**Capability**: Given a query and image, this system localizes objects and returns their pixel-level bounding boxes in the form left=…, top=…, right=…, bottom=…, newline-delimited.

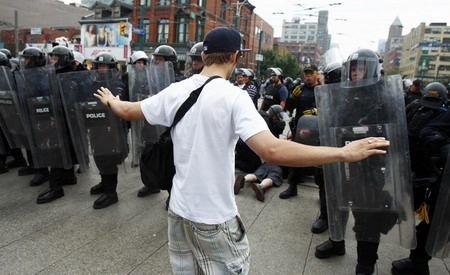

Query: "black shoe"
left=250, top=183, right=265, bottom=202
left=315, top=239, right=346, bottom=259
left=0, top=162, right=8, bottom=174
left=93, top=193, right=118, bottom=209
left=279, top=184, right=297, bottom=199
left=18, top=165, right=38, bottom=176
left=234, top=175, right=245, bottom=195
left=29, top=172, right=49, bottom=186
left=137, top=186, right=160, bottom=197
left=90, top=182, right=105, bottom=195
left=36, top=188, right=64, bottom=204
left=355, top=263, right=375, bottom=275
left=311, top=217, right=328, bottom=234
left=391, top=258, right=429, bottom=275
left=6, top=158, right=27, bottom=168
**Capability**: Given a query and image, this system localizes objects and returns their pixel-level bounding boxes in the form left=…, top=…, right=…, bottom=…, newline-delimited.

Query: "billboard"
left=80, top=22, right=132, bottom=61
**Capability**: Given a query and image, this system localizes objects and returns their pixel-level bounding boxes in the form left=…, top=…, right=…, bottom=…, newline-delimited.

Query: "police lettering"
left=36, top=107, right=50, bottom=113
left=86, top=113, right=106, bottom=119
left=0, top=99, right=13, bottom=105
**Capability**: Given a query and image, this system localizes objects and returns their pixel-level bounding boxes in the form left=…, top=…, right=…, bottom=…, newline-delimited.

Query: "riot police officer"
left=0, top=49, right=13, bottom=59
left=280, top=64, right=321, bottom=199
left=391, top=82, right=449, bottom=275
left=184, top=42, right=204, bottom=77
left=36, top=46, right=78, bottom=204
left=152, top=45, right=184, bottom=81
left=88, top=52, right=129, bottom=209
left=260, top=68, right=288, bottom=111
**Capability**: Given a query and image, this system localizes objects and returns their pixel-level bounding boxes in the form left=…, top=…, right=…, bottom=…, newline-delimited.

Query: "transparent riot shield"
left=426, top=151, right=450, bottom=259
left=128, top=62, right=174, bottom=166
left=315, top=75, right=416, bottom=248
left=58, top=69, right=128, bottom=174
left=0, top=129, right=6, bottom=155
left=0, top=66, right=30, bottom=149
left=14, top=66, right=73, bottom=169
left=295, top=115, right=320, bottom=146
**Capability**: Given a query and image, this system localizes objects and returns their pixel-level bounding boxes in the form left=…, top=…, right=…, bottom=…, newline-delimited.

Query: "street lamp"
left=234, top=0, right=248, bottom=30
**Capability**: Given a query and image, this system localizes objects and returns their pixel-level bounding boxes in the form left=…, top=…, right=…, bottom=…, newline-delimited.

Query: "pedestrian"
left=94, top=27, right=389, bottom=274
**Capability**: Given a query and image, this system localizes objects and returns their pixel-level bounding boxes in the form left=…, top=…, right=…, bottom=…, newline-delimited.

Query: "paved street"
left=1, top=157, right=449, bottom=275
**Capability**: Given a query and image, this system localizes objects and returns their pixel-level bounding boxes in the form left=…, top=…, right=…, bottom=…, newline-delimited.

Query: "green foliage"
left=260, top=50, right=302, bottom=80
left=385, top=69, right=400, bottom=76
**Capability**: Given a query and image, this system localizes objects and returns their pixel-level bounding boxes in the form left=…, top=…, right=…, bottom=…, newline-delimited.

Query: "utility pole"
left=14, top=10, right=19, bottom=57
left=138, top=2, right=145, bottom=50
left=256, top=29, right=263, bottom=77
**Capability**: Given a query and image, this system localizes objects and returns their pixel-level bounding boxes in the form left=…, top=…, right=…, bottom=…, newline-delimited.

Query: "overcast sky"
left=251, top=0, right=450, bottom=59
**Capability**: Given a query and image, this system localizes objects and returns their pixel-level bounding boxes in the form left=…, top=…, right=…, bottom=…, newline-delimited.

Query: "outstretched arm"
left=94, top=87, right=145, bottom=121
left=245, top=130, right=389, bottom=167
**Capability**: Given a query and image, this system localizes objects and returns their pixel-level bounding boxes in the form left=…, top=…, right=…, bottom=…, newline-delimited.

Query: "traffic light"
left=119, top=22, right=128, bottom=37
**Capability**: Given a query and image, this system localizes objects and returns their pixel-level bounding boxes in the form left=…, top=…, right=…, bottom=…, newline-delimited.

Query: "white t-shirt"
left=141, top=74, right=268, bottom=224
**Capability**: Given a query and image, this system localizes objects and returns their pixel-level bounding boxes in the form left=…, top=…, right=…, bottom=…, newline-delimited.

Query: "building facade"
left=400, top=22, right=450, bottom=82
left=383, top=17, right=403, bottom=72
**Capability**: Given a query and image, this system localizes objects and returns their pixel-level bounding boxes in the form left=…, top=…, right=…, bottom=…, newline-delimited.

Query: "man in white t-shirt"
left=94, top=27, right=390, bottom=275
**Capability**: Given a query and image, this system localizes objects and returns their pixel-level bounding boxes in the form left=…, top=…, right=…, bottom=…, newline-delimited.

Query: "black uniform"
left=286, top=83, right=317, bottom=139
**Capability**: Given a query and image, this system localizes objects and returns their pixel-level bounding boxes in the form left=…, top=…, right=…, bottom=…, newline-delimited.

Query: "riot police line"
left=1, top=42, right=450, bottom=274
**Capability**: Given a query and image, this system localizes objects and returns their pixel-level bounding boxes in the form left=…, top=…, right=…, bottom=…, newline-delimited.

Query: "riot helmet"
left=73, top=51, right=86, bottom=70
left=323, top=61, right=342, bottom=84
left=48, top=46, right=74, bottom=71
left=0, top=49, right=12, bottom=59
left=419, top=82, right=448, bottom=109
left=0, top=52, right=10, bottom=68
left=130, top=51, right=149, bottom=65
left=19, top=47, right=47, bottom=69
left=185, top=42, right=204, bottom=76
left=52, top=36, right=69, bottom=47
left=92, top=52, right=118, bottom=70
left=268, top=104, right=290, bottom=122
left=284, top=77, right=293, bottom=84
left=342, top=49, right=383, bottom=82
left=293, top=78, right=302, bottom=86
left=153, top=45, right=177, bottom=65
left=447, top=83, right=450, bottom=93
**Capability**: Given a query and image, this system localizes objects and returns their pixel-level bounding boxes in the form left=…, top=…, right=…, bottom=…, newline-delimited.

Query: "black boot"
left=36, top=187, right=64, bottom=204
left=29, top=169, right=49, bottom=186
left=90, top=175, right=106, bottom=195
left=93, top=174, right=118, bottom=209
left=279, top=182, right=297, bottom=199
left=137, top=186, right=161, bottom=197
left=6, top=157, right=27, bottom=168
left=311, top=216, right=328, bottom=234
left=315, top=239, right=345, bottom=259
left=61, top=168, right=77, bottom=185
left=0, top=160, right=8, bottom=174
left=355, top=263, right=375, bottom=275
left=18, top=165, right=38, bottom=176
left=391, top=258, right=430, bottom=275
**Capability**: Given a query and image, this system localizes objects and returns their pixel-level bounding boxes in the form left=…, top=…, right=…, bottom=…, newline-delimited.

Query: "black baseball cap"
left=304, top=64, right=318, bottom=72
left=203, top=27, right=252, bottom=54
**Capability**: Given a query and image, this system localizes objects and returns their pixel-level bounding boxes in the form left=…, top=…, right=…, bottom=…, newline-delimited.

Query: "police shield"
left=0, top=66, right=30, bottom=149
left=128, top=62, right=174, bottom=166
left=426, top=151, right=450, bottom=259
left=315, top=75, right=416, bottom=248
left=14, top=66, right=73, bottom=169
left=58, top=69, right=128, bottom=173
left=295, top=115, right=320, bottom=146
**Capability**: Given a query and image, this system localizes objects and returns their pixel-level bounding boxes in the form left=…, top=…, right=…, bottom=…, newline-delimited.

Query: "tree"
left=260, top=49, right=302, bottom=80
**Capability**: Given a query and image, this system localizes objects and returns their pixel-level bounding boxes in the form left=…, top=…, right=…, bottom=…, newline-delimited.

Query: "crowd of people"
left=1, top=26, right=449, bottom=275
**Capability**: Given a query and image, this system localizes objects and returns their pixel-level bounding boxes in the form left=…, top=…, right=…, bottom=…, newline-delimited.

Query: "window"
left=158, top=0, right=170, bottom=6
left=308, top=25, right=316, bottom=29
left=197, top=0, right=205, bottom=7
left=113, top=6, right=120, bottom=17
left=95, top=8, right=101, bottom=19
left=299, top=36, right=305, bottom=39
left=290, top=35, right=297, bottom=39
left=157, top=19, right=169, bottom=42
left=179, top=0, right=189, bottom=4
left=309, top=31, right=315, bottom=34
left=144, top=19, right=150, bottom=41
left=176, top=16, right=189, bottom=43
left=195, top=18, right=204, bottom=42
left=308, top=36, right=314, bottom=41
left=284, top=35, right=289, bottom=39
left=300, top=25, right=307, bottom=29
left=220, top=2, right=226, bottom=19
